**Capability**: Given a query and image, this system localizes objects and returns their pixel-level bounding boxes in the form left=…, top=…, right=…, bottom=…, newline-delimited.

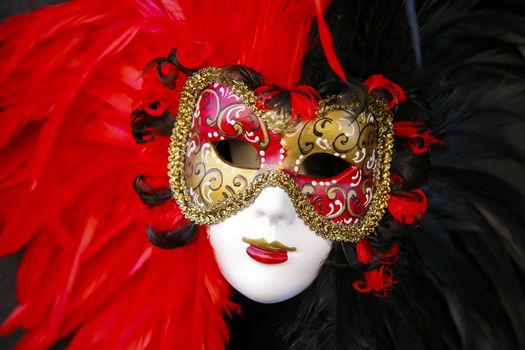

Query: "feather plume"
left=0, top=0, right=328, bottom=348
left=2, top=0, right=524, bottom=349
left=287, top=1, right=525, bottom=349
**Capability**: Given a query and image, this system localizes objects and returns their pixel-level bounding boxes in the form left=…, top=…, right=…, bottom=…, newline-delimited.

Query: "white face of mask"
left=209, top=187, right=332, bottom=304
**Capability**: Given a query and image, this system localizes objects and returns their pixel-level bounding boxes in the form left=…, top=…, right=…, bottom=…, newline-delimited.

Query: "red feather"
left=353, top=240, right=399, bottom=297
left=394, top=121, right=443, bottom=155
left=0, top=0, right=325, bottom=348
left=364, top=74, right=407, bottom=109
left=387, top=189, right=428, bottom=225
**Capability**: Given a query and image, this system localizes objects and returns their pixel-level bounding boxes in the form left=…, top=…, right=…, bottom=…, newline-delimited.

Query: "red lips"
left=246, top=246, right=288, bottom=264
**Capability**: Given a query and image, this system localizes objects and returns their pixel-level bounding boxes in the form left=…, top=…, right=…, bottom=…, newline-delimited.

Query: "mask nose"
left=253, top=187, right=297, bottom=225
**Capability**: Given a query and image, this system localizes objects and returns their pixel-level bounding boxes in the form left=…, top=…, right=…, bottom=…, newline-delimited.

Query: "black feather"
left=146, top=223, right=198, bottom=249
left=279, top=0, right=525, bottom=349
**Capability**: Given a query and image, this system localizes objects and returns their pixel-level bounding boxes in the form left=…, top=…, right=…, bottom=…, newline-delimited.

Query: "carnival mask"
left=168, top=67, right=393, bottom=302
left=168, top=67, right=393, bottom=242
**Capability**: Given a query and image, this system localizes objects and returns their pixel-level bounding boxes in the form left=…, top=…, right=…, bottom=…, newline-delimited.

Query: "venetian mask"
left=168, top=67, right=393, bottom=303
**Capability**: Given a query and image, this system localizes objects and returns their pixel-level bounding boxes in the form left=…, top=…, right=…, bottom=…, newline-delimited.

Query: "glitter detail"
left=168, top=68, right=394, bottom=242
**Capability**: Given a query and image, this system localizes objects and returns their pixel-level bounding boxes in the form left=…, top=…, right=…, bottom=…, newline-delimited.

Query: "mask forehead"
left=283, top=109, right=377, bottom=173
left=169, top=68, right=394, bottom=242
left=195, top=83, right=271, bottom=149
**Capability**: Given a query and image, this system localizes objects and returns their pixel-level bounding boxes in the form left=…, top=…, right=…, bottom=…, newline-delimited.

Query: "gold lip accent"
left=242, top=237, right=297, bottom=252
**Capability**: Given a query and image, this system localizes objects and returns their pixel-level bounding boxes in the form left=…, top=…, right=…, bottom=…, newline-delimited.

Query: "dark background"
left=0, top=0, right=65, bottom=21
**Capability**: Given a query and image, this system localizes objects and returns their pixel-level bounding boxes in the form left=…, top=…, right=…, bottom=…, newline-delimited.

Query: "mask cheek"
left=208, top=187, right=333, bottom=304
left=295, top=166, right=374, bottom=225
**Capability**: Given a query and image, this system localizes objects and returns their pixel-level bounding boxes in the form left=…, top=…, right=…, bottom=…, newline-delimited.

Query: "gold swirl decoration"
left=168, top=68, right=394, bottom=242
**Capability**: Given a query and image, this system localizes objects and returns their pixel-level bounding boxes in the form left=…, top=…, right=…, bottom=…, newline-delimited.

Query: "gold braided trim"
left=168, top=68, right=394, bottom=242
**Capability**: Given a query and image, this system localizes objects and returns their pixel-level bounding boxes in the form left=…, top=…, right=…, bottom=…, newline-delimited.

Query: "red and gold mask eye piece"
left=168, top=68, right=394, bottom=242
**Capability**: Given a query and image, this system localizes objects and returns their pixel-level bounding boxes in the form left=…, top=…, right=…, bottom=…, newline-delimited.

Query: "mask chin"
left=208, top=187, right=332, bottom=304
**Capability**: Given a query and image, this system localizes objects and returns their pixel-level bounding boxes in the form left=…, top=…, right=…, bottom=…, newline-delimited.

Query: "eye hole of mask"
left=299, top=153, right=350, bottom=179
left=213, top=140, right=260, bottom=170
